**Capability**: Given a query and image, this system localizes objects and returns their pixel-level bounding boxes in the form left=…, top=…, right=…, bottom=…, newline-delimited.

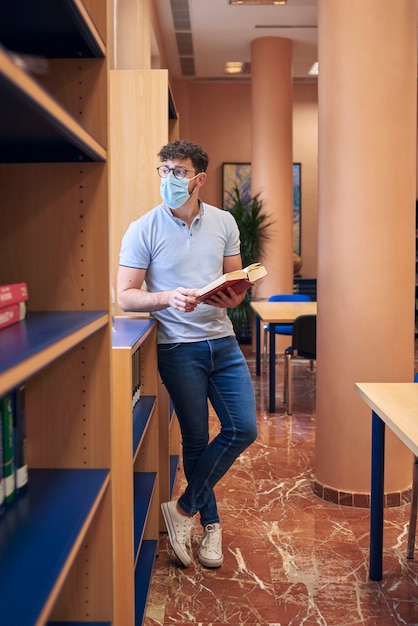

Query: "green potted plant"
left=225, top=184, right=271, bottom=342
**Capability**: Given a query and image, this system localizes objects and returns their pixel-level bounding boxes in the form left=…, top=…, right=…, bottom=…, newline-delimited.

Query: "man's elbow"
left=118, top=302, right=131, bottom=312
left=117, top=291, right=131, bottom=312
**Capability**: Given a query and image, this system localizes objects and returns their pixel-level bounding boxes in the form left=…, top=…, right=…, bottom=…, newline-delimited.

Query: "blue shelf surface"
left=0, top=49, right=107, bottom=163
left=170, top=454, right=179, bottom=498
left=0, top=468, right=109, bottom=626
left=112, top=317, right=154, bottom=349
left=0, top=310, right=106, bottom=374
left=135, top=539, right=157, bottom=626
left=0, top=0, right=105, bottom=58
left=133, top=472, right=157, bottom=562
left=133, top=396, right=156, bottom=456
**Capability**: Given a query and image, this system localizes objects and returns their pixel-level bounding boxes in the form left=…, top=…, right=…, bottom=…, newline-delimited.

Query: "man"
left=117, top=139, right=257, bottom=568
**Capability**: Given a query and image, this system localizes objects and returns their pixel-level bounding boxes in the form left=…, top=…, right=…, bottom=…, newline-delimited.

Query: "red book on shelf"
left=0, top=282, right=28, bottom=308
left=0, top=301, right=27, bottom=330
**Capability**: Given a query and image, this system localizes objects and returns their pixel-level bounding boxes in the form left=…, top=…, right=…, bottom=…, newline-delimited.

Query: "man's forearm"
left=118, top=287, right=170, bottom=313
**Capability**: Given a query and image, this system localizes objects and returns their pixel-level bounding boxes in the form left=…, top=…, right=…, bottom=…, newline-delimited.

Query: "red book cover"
left=0, top=302, right=27, bottom=330
left=197, top=278, right=253, bottom=303
left=196, top=263, right=267, bottom=304
left=0, top=282, right=28, bottom=307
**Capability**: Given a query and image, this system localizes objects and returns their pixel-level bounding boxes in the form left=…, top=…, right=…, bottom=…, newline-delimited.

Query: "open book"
left=196, top=263, right=267, bottom=303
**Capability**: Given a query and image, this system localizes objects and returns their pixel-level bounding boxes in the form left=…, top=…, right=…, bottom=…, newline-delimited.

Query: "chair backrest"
left=292, top=314, right=316, bottom=358
left=268, top=293, right=312, bottom=303
left=293, top=277, right=317, bottom=301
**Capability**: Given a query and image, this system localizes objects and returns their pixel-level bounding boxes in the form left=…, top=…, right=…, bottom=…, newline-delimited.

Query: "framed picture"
left=222, top=162, right=301, bottom=254
left=222, top=163, right=253, bottom=209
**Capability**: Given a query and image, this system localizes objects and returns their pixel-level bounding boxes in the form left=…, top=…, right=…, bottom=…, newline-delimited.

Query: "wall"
left=171, top=79, right=318, bottom=278
left=293, top=84, right=318, bottom=279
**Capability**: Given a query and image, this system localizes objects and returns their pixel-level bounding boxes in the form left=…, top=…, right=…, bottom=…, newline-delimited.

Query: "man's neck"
left=171, top=197, right=201, bottom=226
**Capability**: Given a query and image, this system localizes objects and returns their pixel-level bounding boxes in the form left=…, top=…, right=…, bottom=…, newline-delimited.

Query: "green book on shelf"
left=2, top=394, right=15, bottom=504
left=12, top=385, right=28, bottom=493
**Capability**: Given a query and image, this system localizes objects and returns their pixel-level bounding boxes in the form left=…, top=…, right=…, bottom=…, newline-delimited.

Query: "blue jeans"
left=157, top=336, right=257, bottom=526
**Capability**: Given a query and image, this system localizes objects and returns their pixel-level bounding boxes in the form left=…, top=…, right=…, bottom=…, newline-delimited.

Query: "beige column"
left=315, top=0, right=417, bottom=502
left=111, top=0, right=151, bottom=70
left=251, top=37, right=294, bottom=299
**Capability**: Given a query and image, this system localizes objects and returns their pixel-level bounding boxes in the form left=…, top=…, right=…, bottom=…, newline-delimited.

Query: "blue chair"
left=263, top=293, right=312, bottom=372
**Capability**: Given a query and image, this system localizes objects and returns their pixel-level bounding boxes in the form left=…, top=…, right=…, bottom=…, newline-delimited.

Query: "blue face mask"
left=160, top=173, right=198, bottom=209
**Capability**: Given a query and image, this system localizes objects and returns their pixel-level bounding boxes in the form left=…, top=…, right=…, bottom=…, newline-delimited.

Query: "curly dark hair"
left=157, top=140, right=209, bottom=173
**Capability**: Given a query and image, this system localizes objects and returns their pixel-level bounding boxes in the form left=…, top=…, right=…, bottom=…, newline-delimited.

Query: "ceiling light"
left=225, top=61, right=244, bottom=74
left=225, top=62, right=243, bottom=74
left=309, top=61, right=318, bottom=76
left=224, top=61, right=251, bottom=75
left=230, top=1, right=286, bottom=5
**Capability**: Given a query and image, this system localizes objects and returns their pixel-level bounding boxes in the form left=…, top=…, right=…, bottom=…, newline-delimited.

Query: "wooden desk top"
left=355, top=382, right=418, bottom=457
left=250, top=300, right=317, bottom=324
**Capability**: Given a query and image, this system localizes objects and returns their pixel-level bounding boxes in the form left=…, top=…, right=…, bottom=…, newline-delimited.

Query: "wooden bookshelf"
left=109, top=68, right=175, bottom=313
left=108, top=68, right=181, bottom=618
left=0, top=2, right=112, bottom=624
left=0, top=469, right=109, bottom=625
left=111, top=317, right=160, bottom=626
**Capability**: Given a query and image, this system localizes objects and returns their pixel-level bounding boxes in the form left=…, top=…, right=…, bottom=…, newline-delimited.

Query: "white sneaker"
left=198, top=523, right=224, bottom=568
left=161, top=500, right=194, bottom=567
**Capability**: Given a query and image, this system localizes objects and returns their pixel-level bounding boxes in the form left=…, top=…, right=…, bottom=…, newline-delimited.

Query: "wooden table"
left=355, top=382, right=418, bottom=580
left=250, top=300, right=317, bottom=412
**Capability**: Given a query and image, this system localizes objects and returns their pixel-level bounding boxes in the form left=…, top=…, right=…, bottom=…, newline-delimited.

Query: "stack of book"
left=0, top=386, right=28, bottom=515
left=0, top=282, right=28, bottom=331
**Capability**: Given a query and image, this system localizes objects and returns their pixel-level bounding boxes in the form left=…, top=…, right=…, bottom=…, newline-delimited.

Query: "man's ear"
left=196, top=172, right=207, bottom=188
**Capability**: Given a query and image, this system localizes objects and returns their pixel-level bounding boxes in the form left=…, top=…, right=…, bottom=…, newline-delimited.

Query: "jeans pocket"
left=157, top=342, right=181, bottom=353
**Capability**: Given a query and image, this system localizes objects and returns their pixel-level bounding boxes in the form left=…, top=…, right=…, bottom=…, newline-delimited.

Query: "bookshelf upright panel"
left=109, top=67, right=181, bottom=616
left=112, top=316, right=159, bottom=626
left=109, top=69, right=169, bottom=314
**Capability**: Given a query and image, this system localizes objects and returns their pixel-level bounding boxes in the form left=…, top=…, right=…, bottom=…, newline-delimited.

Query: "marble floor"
left=144, top=347, right=418, bottom=626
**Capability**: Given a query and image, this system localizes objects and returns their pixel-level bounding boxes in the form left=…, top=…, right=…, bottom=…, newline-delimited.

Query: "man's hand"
left=168, top=287, right=199, bottom=312
left=201, top=286, right=248, bottom=309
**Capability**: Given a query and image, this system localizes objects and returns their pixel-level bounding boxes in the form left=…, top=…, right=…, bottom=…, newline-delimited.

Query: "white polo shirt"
left=119, top=201, right=240, bottom=343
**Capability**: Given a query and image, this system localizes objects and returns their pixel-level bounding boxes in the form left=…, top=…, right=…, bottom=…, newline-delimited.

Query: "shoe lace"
left=202, top=524, right=221, bottom=553
left=177, top=517, right=193, bottom=545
